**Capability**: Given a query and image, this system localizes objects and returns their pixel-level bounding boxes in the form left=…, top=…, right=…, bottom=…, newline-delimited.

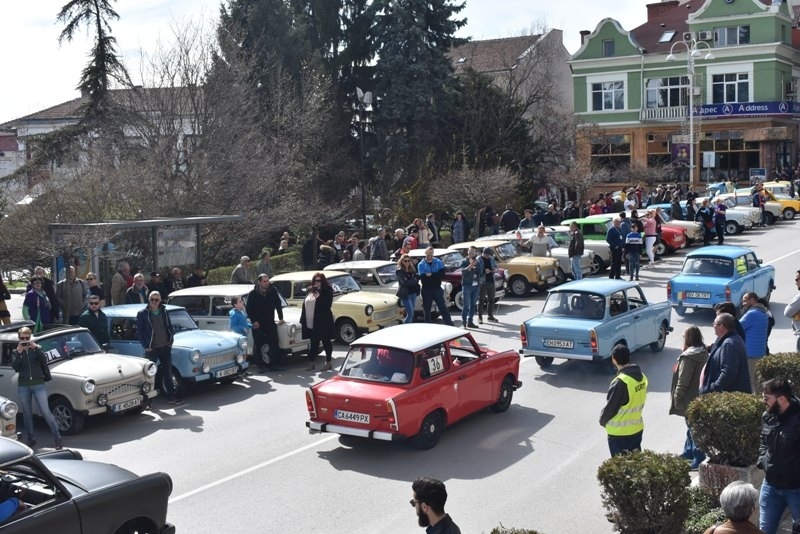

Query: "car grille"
left=98, top=380, right=145, bottom=401
left=541, top=268, right=556, bottom=280
left=373, top=308, right=398, bottom=323
left=203, top=350, right=238, bottom=370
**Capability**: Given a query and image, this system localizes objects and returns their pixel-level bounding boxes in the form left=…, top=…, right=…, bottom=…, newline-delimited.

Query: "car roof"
left=168, top=284, right=254, bottom=298
left=407, top=248, right=460, bottom=256
left=102, top=303, right=184, bottom=316
left=562, top=216, right=611, bottom=224
left=0, top=436, right=33, bottom=467
left=549, top=279, right=638, bottom=294
left=449, top=240, right=506, bottom=248
left=351, top=323, right=470, bottom=352
left=0, top=320, right=35, bottom=334
left=272, top=271, right=350, bottom=281
left=324, top=260, right=395, bottom=269
left=685, top=245, right=754, bottom=259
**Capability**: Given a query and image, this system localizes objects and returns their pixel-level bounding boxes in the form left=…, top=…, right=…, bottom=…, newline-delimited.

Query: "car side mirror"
left=757, top=259, right=763, bottom=264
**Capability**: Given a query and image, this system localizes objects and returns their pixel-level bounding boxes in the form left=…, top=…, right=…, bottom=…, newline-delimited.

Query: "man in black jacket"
left=246, top=274, right=286, bottom=372
left=758, top=378, right=800, bottom=534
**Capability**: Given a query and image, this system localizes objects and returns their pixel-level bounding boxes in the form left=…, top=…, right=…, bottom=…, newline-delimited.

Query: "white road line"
left=168, top=434, right=339, bottom=504
left=766, top=246, right=800, bottom=265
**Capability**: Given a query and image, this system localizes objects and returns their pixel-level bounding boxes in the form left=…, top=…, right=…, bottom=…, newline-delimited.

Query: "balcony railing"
left=640, top=106, right=688, bottom=122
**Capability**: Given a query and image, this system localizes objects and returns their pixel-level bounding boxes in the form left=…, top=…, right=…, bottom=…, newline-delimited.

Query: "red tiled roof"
left=631, top=0, right=704, bottom=55
left=449, top=35, right=542, bottom=73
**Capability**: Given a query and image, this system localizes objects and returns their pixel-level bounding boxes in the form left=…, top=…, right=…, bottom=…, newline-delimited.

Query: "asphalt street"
left=5, top=219, right=799, bottom=533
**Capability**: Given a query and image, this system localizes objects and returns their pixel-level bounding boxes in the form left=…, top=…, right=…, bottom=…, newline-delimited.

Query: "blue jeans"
left=681, top=420, right=705, bottom=465
left=628, top=253, right=640, bottom=279
left=461, top=284, right=478, bottom=324
left=401, top=294, right=417, bottom=324
left=607, top=431, right=642, bottom=457
left=421, top=287, right=453, bottom=325
left=570, top=256, right=583, bottom=280
left=760, top=480, right=800, bottom=534
left=18, top=384, right=60, bottom=440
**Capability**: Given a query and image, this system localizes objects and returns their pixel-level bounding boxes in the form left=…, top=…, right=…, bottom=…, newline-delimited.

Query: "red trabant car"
left=305, top=323, right=522, bottom=449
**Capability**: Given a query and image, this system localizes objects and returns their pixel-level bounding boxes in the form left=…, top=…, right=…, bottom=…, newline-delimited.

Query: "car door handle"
left=207, top=321, right=216, bottom=324
left=634, top=315, right=641, bottom=319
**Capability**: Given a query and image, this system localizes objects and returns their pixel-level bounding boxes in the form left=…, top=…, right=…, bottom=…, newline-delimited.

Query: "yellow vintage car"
left=448, top=240, right=563, bottom=297
left=270, top=271, right=404, bottom=343
left=762, top=183, right=799, bottom=220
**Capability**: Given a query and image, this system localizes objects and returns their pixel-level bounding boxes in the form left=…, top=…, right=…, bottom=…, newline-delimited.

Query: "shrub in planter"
left=757, top=353, right=800, bottom=389
left=682, top=486, right=725, bottom=534
left=686, top=392, right=763, bottom=467
left=489, top=526, right=544, bottom=534
left=597, top=450, right=691, bottom=534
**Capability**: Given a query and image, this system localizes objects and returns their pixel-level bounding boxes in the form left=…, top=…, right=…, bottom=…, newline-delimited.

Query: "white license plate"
left=111, top=397, right=142, bottom=413
left=334, top=410, right=370, bottom=424
left=543, top=339, right=574, bottom=349
left=686, top=292, right=711, bottom=299
left=215, top=367, right=239, bottom=378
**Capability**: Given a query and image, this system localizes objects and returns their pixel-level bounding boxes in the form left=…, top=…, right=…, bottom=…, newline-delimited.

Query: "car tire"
left=654, top=241, right=667, bottom=257
left=535, top=356, right=554, bottom=369
left=784, top=207, right=797, bottom=220
left=163, top=368, right=186, bottom=399
left=555, top=267, right=567, bottom=284
left=674, top=305, right=687, bottom=317
left=591, top=256, right=604, bottom=275
left=491, top=376, right=515, bottom=413
left=49, top=396, right=86, bottom=435
left=507, top=275, right=530, bottom=297
left=116, top=518, right=158, bottom=534
left=411, top=410, right=445, bottom=450
left=650, top=322, right=668, bottom=353
left=765, top=212, right=776, bottom=225
left=724, top=221, right=739, bottom=235
left=453, top=290, right=464, bottom=311
left=336, top=318, right=359, bottom=344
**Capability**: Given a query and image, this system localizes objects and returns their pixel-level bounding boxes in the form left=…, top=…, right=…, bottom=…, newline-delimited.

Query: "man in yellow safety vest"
left=599, top=344, right=648, bottom=457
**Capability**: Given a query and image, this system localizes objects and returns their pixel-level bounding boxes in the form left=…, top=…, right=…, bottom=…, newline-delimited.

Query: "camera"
left=19, top=342, right=30, bottom=347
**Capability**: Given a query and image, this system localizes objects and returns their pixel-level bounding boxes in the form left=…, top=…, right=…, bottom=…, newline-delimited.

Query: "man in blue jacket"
left=417, top=247, right=453, bottom=326
left=136, top=291, right=180, bottom=404
left=700, top=313, right=751, bottom=395
left=740, top=291, right=769, bottom=394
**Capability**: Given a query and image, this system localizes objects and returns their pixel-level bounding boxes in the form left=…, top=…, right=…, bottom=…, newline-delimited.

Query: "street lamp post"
left=666, top=38, right=714, bottom=187
left=356, top=87, right=373, bottom=240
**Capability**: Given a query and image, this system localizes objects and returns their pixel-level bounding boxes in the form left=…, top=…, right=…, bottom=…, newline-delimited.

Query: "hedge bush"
left=205, top=251, right=304, bottom=285
left=488, top=526, right=544, bottom=534
left=682, top=487, right=725, bottom=534
left=597, top=450, right=691, bottom=534
left=757, top=352, right=800, bottom=389
left=686, top=392, right=762, bottom=467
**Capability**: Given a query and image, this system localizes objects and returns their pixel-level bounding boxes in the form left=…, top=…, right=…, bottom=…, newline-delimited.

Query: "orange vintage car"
left=305, top=323, right=522, bottom=449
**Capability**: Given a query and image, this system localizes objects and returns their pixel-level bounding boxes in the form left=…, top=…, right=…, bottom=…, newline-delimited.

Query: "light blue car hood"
left=173, top=329, right=242, bottom=351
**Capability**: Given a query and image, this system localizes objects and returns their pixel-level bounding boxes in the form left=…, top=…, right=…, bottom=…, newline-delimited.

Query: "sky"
left=0, top=0, right=645, bottom=125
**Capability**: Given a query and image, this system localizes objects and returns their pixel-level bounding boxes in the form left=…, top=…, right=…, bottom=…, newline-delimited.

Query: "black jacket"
left=246, top=285, right=284, bottom=332
left=12, top=346, right=51, bottom=386
left=396, top=269, right=420, bottom=298
left=300, top=286, right=334, bottom=340
left=759, top=398, right=800, bottom=489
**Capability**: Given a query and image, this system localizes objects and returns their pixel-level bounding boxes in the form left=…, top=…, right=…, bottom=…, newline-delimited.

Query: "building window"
left=602, top=39, right=615, bottom=57
left=714, top=25, right=750, bottom=47
left=591, top=81, right=625, bottom=111
left=711, top=73, right=749, bottom=103
left=645, top=77, right=688, bottom=108
left=591, top=135, right=631, bottom=177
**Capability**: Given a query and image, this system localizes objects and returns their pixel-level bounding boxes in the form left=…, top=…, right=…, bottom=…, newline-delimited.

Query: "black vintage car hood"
left=40, top=458, right=137, bottom=495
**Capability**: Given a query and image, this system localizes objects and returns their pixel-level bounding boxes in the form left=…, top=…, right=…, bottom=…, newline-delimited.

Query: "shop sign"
left=692, top=101, right=800, bottom=118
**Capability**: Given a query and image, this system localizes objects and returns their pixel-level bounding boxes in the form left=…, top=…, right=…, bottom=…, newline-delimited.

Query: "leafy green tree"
left=370, top=0, right=466, bottom=193
left=57, top=0, right=130, bottom=124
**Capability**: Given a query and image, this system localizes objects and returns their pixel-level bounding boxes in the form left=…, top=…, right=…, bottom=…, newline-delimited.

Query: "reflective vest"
left=605, top=372, right=647, bottom=436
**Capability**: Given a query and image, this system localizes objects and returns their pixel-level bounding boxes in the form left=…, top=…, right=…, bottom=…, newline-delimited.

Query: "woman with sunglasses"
left=301, top=273, right=335, bottom=372
left=396, top=254, right=420, bottom=324
left=22, top=277, right=52, bottom=332
left=85, top=272, right=105, bottom=307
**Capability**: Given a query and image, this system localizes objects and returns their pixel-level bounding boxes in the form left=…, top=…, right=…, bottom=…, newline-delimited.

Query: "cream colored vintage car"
left=271, top=271, right=404, bottom=343
left=449, top=240, right=562, bottom=297
left=0, top=395, right=18, bottom=439
left=167, top=284, right=310, bottom=360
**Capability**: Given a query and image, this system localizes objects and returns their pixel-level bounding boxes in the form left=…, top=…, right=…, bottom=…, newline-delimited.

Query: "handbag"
left=704, top=220, right=714, bottom=230
left=40, top=359, right=52, bottom=382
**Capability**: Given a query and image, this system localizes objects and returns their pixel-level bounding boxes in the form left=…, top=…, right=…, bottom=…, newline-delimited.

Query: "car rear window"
left=543, top=291, right=605, bottom=320
left=681, top=257, right=733, bottom=277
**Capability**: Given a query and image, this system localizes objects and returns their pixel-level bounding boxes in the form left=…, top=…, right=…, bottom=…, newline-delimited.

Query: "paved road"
left=6, top=220, right=799, bottom=533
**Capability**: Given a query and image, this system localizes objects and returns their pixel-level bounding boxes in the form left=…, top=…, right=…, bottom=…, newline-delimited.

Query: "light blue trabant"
left=519, top=280, right=672, bottom=369
left=666, top=246, right=776, bottom=317
left=103, top=304, right=249, bottom=397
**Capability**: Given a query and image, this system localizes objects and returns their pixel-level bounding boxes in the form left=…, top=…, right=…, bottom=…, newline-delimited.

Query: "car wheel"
left=453, top=290, right=464, bottom=311
left=49, top=396, right=86, bottom=435
left=162, top=368, right=186, bottom=399
left=535, top=356, right=554, bottom=369
left=650, top=322, right=668, bottom=353
left=508, top=275, right=530, bottom=297
left=654, top=241, right=667, bottom=256
left=491, top=376, right=515, bottom=413
left=555, top=267, right=567, bottom=284
left=784, top=207, right=797, bottom=220
left=765, top=212, right=776, bottom=225
left=591, top=256, right=604, bottom=275
left=674, top=305, right=687, bottom=317
left=724, top=221, right=739, bottom=235
left=411, top=410, right=445, bottom=450
left=336, top=318, right=359, bottom=344
left=116, top=518, right=158, bottom=534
